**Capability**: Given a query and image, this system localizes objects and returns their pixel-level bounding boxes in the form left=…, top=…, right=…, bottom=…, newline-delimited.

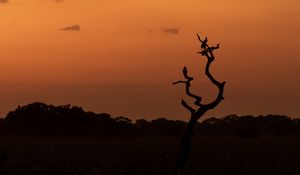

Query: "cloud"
left=0, top=0, right=9, bottom=4
left=60, top=24, right=80, bottom=31
left=162, top=27, right=180, bottom=34
left=54, top=0, right=64, bottom=2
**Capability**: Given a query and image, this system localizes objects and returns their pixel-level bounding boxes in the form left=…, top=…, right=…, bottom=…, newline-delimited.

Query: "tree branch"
left=196, top=33, right=225, bottom=112
left=173, top=67, right=202, bottom=108
left=173, top=34, right=225, bottom=119
left=181, top=99, right=195, bottom=115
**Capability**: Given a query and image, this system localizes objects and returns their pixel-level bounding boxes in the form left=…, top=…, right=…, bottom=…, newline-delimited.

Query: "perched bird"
left=183, top=66, right=188, bottom=77
left=201, top=37, right=208, bottom=49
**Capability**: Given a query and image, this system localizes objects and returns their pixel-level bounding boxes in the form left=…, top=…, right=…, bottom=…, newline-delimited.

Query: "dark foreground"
left=0, top=136, right=300, bottom=175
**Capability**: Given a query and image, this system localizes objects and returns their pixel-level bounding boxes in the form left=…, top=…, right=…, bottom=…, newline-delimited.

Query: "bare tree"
left=172, top=34, right=226, bottom=175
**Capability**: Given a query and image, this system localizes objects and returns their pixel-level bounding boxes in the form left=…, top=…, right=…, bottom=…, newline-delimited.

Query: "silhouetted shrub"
left=1, top=102, right=299, bottom=137
left=237, top=125, right=261, bottom=138
left=4, top=102, right=121, bottom=136
left=149, top=118, right=185, bottom=137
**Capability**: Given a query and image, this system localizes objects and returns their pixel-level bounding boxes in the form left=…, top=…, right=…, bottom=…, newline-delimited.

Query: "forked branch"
left=173, top=33, right=225, bottom=119
left=173, top=66, right=202, bottom=112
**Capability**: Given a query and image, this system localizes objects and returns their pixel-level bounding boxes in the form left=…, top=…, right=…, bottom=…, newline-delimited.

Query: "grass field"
left=0, top=136, right=300, bottom=175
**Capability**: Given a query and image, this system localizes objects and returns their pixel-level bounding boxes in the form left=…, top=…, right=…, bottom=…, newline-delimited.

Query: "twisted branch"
left=173, top=66, right=202, bottom=114
left=173, top=34, right=225, bottom=119
left=196, top=33, right=225, bottom=113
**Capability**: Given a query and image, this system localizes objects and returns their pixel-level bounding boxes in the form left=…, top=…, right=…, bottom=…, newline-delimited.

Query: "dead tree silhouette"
left=172, top=34, right=225, bottom=175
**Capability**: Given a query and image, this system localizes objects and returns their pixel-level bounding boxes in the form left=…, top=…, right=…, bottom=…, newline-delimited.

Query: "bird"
left=201, top=37, right=208, bottom=49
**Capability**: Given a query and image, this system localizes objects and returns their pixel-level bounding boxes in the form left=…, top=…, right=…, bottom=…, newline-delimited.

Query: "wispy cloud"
left=60, top=24, right=80, bottom=31
left=162, top=27, right=180, bottom=34
left=54, top=0, right=64, bottom=3
left=0, top=0, right=9, bottom=4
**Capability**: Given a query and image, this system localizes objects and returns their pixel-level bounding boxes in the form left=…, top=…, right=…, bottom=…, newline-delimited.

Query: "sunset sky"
left=0, top=0, right=299, bottom=120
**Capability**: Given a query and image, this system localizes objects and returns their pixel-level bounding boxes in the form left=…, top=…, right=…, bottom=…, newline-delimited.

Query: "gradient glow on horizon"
left=0, top=0, right=300, bottom=120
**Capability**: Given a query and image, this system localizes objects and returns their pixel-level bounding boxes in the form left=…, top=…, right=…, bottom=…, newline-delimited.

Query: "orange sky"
left=0, top=0, right=300, bottom=120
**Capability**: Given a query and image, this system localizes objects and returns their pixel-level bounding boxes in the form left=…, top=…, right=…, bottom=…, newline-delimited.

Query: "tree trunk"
left=173, top=118, right=197, bottom=175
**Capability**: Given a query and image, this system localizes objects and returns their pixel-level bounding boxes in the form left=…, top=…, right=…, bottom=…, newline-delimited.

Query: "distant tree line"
left=0, top=102, right=299, bottom=137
